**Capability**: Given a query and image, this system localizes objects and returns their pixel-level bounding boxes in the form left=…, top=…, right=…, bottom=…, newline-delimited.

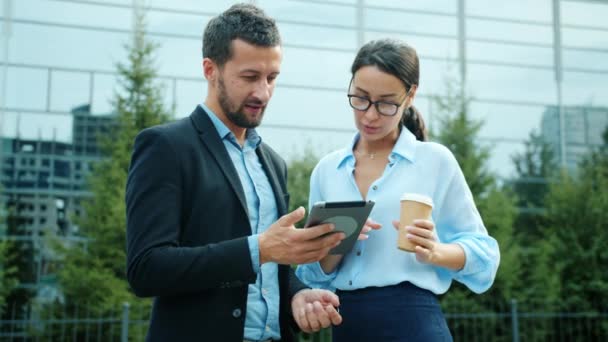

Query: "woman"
left=296, top=39, right=500, bottom=341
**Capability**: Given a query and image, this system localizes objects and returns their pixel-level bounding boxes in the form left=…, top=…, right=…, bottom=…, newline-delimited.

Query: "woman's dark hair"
left=351, top=39, right=427, bottom=141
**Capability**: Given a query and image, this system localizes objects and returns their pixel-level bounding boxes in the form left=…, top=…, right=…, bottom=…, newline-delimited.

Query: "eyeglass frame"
left=346, top=82, right=413, bottom=116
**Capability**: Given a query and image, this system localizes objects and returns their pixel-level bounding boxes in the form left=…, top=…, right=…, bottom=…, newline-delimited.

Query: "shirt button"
left=348, top=280, right=352, bottom=286
left=356, top=251, right=361, bottom=256
left=232, top=308, right=242, bottom=318
left=265, top=325, right=270, bottom=332
left=372, top=185, right=378, bottom=190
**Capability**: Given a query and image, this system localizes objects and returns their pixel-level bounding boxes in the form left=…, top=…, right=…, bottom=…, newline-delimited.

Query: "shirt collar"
left=392, top=127, right=417, bottom=162
left=336, top=127, right=417, bottom=169
left=200, top=103, right=262, bottom=148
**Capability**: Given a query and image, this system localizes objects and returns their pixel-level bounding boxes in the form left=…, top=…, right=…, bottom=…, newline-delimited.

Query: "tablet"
left=304, top=200, right=375, bottom=255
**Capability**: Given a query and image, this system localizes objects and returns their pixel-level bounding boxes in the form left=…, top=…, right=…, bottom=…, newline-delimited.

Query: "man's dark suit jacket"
left=126, top=105, right=308, bottom=342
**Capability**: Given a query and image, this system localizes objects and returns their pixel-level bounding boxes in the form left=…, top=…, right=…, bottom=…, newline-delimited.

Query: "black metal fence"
left=1, top=299, right=607, bottom=341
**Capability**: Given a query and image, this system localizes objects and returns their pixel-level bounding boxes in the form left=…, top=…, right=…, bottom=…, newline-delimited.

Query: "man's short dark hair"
left=202, top=3, right=281, bottom=67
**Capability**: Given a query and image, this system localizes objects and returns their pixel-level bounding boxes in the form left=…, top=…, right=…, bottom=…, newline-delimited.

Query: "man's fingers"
left=324, top=305, right=342, bottom=326
left=320, top=291, right=340, bottom=307
left=296, top=306, right=311, bottom=333
left=278, top=206, right=306, bottom=226
left=313, top=301, right=331, bottom=328
left=296, top=223, right=337, bottom=241
left=305, top=303, right=320, bottom=332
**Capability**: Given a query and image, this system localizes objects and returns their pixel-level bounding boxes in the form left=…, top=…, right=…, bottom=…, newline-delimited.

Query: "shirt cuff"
left=248, top=234, right=261, bottom=273
left=453, top=241, right=482, bottom=276
left=312, top=261, right=338, bottom=281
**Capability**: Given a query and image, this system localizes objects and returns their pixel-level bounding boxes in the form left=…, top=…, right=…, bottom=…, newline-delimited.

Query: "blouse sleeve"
left=434, top=153, right=501, bottom=294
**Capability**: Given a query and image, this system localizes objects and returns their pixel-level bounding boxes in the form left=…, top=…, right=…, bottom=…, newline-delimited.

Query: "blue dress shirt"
left=202, top=104, right=280, bottom=341
left=296, top=128, right=500, bottom=295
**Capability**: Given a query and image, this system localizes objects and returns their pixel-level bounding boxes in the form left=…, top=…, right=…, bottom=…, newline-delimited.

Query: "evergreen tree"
left=287, top=149, right=319, bottom=213
left=508, top=131, right=561, bottom=310
left=431, top=77, right=520, bottom=341
left=2, top=203, right=36, bottom=320
left=51, top=8, right=171, bottom=336
left=0, top=192, right=18, bottom=315
left=431, top=78, right=494, bottom=198
left=544, top=125, right=608, bottom=314
left=510, top=131, right=558, bottom=236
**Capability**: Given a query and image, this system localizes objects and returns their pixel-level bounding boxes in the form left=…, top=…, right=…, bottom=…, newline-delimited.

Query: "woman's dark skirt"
left=332, top=282, right=453, bottom=342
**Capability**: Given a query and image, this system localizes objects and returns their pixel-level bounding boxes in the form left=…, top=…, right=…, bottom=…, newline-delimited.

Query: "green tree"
left=2, top=203, right=36, bottom=320
left=0, top=240, right=17, bottom=315
left=0, top=191, right=19, bottom=315
left=510, top=131, right=558, bottom=236
left=431, top=77, right=520, bottom=341
left=51, top=9, right=171, bottom=338
left=431, top=79, right=494, bottom=198
left=287, top=149, right=320, bottom=213
left=544, top=126, right=608, bottom=314
left=508, top=131, right=561, bottom=308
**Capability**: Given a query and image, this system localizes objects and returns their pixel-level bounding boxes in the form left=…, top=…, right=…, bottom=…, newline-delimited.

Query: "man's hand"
left=291, top=289, right=342, bottom=333
left=259, top=207, right=346, bottom=265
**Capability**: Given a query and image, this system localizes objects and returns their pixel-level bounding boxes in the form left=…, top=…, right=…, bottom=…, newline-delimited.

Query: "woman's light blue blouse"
left=296, top=129, right=500, bottom=295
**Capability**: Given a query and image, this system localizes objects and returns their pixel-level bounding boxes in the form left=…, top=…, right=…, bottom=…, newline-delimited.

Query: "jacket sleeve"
left=125, top=127, right=256, bottom=297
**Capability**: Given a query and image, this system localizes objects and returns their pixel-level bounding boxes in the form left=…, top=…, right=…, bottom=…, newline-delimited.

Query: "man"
left=126, top=3, right=345, bottom=342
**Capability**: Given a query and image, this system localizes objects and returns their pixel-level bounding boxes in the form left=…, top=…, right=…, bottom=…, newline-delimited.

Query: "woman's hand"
left=392, top=219, right=466, bottom=270
left=358, top=218, right=382, bottom=240
left=392, top=219, right=439, bottom=264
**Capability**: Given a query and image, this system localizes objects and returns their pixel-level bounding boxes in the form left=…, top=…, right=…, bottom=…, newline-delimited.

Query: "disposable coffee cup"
left=398, top=193, right=433, bottom=252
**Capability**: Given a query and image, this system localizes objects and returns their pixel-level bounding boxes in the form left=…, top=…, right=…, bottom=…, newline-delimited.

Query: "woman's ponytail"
left=401, top=105, right=427, bottom=141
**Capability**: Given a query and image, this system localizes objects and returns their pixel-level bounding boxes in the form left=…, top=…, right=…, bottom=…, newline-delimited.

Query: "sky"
left=1, top=0, right=608, bottom=178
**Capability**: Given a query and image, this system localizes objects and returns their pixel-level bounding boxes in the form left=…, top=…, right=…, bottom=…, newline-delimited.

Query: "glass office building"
left=2, top=0, right=607, bottom=177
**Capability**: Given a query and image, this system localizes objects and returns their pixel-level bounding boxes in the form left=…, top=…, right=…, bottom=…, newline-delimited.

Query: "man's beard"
left=218, top=76, right=266, bottom=129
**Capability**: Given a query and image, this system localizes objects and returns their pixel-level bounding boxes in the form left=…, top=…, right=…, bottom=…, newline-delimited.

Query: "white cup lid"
left=400, top=193, right=433, bottom=208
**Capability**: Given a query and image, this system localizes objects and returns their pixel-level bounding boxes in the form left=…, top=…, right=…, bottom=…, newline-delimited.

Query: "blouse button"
left=372, top=185, right=378, bottom=191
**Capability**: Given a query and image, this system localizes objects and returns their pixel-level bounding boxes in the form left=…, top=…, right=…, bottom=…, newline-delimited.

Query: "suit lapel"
left=257, top=145, right=288, bottom=216
left=190, top=106, right=249, bottom=217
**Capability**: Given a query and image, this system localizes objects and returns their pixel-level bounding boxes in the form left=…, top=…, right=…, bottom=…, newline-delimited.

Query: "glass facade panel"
left=260, top=0, right=357, bottom=27
left=467, top=0, right=552, bottom=22
left=468, top=41, right=554, bottom=67
left=370, top=0, right=457, bottom=14
left=280, top=47, right=353, bottom=89
left=365, top=8, right=457, bottom=36
left=468, top=18, right=553, bottom=44
left=467, top=64, right=556, bottom=104
left=563, top=72, right=608, bottom=107
left=562, top=0, right=608, bottom=28
left=562, top=27, right=608, bottom=49
left=50, top=71, right=90, bottom=113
